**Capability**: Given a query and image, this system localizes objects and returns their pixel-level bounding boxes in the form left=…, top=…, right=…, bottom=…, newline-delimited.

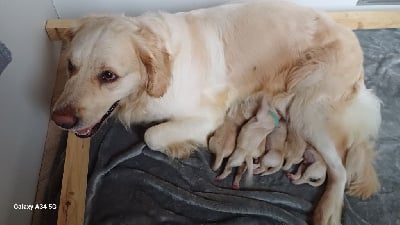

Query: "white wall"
left=53, top=0, right=400, bottom=18
left=0, top=0, right=59, bottom=224
left=291, top=0, right=400, bottom=10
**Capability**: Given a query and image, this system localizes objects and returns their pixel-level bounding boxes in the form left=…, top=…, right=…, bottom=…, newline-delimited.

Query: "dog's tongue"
left=75, top=127, right=92, bottom=136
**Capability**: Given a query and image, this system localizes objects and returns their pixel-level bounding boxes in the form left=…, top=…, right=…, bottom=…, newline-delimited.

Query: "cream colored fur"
left=216, top=95, right=275, bottom=182
left=254, top=120, right=288, bottom=176
left=288, top=146, right=327, bottom=187
left=53, top=1, right=381, bottom=224
left=209, top=94, right=261, bottom=171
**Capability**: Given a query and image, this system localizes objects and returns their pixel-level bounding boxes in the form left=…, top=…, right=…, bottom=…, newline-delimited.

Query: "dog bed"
left=80, top=28, right=400, bottom=225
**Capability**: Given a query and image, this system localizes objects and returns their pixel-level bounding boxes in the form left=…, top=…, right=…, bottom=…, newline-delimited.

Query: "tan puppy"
left=281, top=129, right=308, bottom=170
left=216, top=96, right=278, bottom=183
left=232, top=120, right=307, bottom=189
left=215, top=93, right=295, bottom=189
left=287, top=146, right=327, bottom=187
left=253, top=120, right=288, bottom=176
left=209, top=95, right=260, bottom=171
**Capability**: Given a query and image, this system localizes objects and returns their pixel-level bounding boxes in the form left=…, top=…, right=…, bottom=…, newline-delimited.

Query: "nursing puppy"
left=210, top=92, right=292, bottom=172
left=216, top=95, right=277, bottom=182
left=229, top=119, right=308, bottom=189
left=228, top=120, right=287, bottom=189
left=287, top=146, right=327, bottom=187
left=51, top=1, right=381, bottom=224
left=209, top=95, right=261, bottom=171
left=254, top=120, right=288, bottom=176
left=282, top=128, right=308, bottom=170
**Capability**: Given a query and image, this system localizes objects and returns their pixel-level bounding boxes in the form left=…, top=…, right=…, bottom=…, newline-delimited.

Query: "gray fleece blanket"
left=84, top=29, right=400, bottom=225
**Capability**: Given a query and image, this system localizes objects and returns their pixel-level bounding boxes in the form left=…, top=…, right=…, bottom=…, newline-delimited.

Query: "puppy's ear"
left=138, top=27, right=171, bottom=98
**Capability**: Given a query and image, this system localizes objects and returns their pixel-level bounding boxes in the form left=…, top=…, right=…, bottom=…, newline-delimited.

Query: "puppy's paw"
left=287, top=173, right=297, bottom=181
left=165, top=141, right=197, bottom=159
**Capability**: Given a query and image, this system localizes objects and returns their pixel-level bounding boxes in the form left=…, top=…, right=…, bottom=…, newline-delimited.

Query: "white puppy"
left=253, top=120, right=288, bottom=176
left=216, top=96, right=278, bottom=183
left=209, top=95, right=260, bottom=170
left=288, top=146, right=327, bottom=187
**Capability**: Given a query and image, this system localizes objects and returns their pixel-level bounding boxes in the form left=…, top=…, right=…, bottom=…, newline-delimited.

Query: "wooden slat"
left=32, top=44, right=69, bottom=225
left=57, top=133, right=90, bottom=225
left=329, top=11, right=400, bottom=29
left=45, top=11, right=400, bottom=41
left=46, top=19, right=79, bottom=41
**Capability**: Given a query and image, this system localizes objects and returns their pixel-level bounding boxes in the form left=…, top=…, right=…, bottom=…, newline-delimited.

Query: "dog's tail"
left=341, top=87, right=381, bottom=199
left=345, top=141, right=379, bottom=199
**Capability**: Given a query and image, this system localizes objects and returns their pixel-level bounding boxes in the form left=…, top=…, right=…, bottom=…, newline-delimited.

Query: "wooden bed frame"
left=32, top=10, right=400, bottom=225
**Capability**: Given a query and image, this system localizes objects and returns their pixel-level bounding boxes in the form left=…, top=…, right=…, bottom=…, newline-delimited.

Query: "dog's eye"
left=67, top=59, right=77, bottom=75
left=99, top=70, right=118, bottom=83
left=309, top=178, right=320, bottom=183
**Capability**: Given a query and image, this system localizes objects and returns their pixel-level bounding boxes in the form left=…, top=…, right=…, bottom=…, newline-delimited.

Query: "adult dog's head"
left=51, top=16, right=171, bottom=137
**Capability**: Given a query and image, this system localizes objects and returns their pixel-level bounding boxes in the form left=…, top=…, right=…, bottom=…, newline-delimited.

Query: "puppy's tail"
left=341, top=87, right=381, bottom=199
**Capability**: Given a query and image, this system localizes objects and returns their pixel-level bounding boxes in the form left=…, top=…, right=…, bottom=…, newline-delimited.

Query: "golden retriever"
left=51, top=1, right=381, bottom=224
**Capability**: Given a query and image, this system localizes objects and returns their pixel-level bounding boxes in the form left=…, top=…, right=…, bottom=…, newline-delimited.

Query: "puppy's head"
left=52, top=16, right=171, bottom=137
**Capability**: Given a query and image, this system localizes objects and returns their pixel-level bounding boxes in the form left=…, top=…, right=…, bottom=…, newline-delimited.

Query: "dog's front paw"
left=164, top=141, right=197, bottom=159
left=144, top=128, right=163, bottom=151
left=144, top=127, right=197, bottom=159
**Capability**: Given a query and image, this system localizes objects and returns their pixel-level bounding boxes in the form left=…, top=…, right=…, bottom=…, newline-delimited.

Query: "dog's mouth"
left=74, top=101, right=120, bottom=138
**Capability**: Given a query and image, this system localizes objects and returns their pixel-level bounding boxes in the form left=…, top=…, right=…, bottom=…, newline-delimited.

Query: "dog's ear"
left=138, top=27, right=171, bottom=98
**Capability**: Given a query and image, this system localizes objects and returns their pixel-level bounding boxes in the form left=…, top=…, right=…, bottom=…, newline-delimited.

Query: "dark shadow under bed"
left=81, top=29, right=400, bottom=225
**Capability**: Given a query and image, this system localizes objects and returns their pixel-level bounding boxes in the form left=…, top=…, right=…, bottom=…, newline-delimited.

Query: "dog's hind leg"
left=310, top=132, right=346, bottom=225
left=289, top=97, right=346, bottom=225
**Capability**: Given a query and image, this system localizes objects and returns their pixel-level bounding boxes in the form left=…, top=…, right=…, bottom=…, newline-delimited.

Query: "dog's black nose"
left=51, top=106, right=79, bottom=129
